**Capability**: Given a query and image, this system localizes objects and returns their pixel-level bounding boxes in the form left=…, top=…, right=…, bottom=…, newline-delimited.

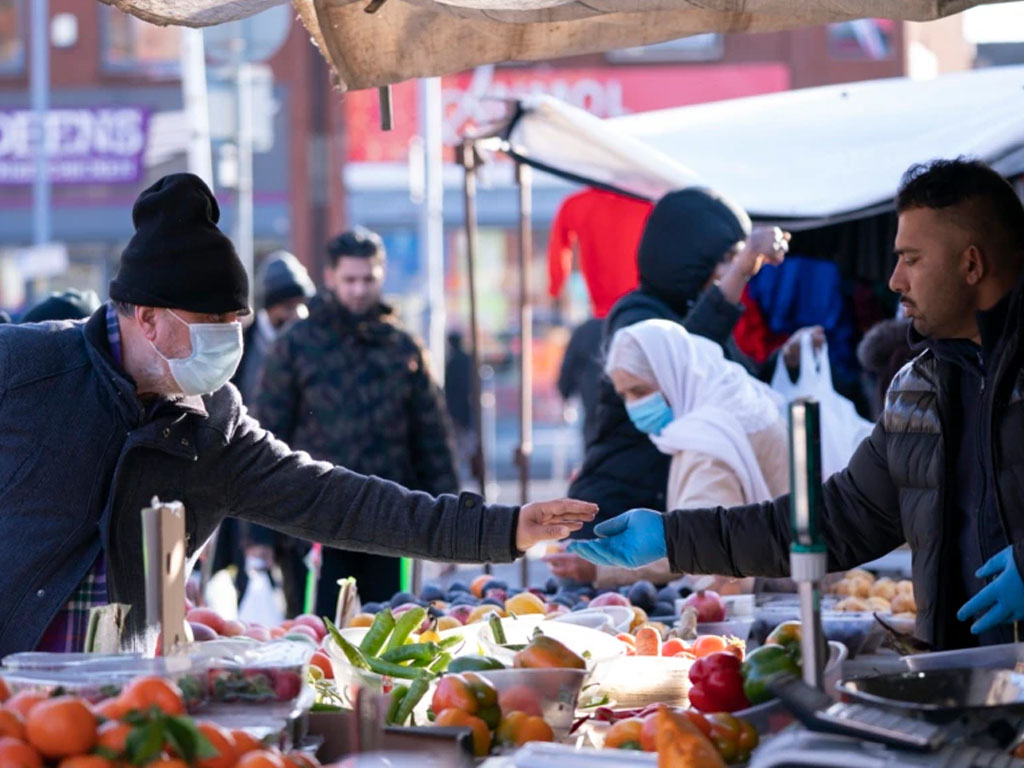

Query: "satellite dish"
left=203, top=3, right=292, bottom=64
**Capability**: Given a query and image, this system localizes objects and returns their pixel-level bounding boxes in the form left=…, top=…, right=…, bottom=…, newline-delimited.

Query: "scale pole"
left=789, top=398, right=828, bottom=690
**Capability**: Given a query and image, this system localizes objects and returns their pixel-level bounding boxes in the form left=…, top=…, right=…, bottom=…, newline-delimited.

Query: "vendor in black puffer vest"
left=567, top=188, right=817, bottom=530
left=570, top=158, right=1024, bottom=651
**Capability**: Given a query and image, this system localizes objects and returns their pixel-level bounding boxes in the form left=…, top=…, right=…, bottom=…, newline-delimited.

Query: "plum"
left=484, top=588, right=508, bottom=602
left=362, top=602, right=383, bottom=614
left=189, top=621, right=219, bottom=641
left=628, top=580, right=658, bottom=613
left=571, top=601, right=589, bottom=612
left=447, top=604, right=473, bottom=625
left=450, top=593, right=479, bottom=607
left=420, top=583, right=446, bottom=602
left=480, top=597, right=504, bottom=608
left=544, top=577, right=560, bottom=595
left=448, top=581, right=470, bottom=595
left=390, top=592, right=418, bottom=609
left=482, top=579, right=508, bottom=595
left=653, top=601, right=676, bottom=617
left=293, top=614, right=327, bottom=641
left=658, top=586, right=681, bottom=605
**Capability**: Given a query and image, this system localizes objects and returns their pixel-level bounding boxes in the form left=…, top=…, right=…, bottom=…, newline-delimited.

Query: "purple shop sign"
left=0, top=106, right=150, bottom=185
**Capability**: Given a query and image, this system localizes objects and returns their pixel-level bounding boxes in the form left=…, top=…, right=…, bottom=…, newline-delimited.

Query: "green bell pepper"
left=740, top=644, right=801, bottom=705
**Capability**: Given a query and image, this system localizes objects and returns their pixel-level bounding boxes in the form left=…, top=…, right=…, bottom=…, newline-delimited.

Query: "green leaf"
left=164, top=715, right=219, bottom=762
left=125, top=721, right=165, bottom=766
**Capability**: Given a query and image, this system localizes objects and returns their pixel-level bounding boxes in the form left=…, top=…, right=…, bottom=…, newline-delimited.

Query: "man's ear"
left=135, top=305, right=160, bottom=340
left=962, top=244, right=985, bottom=287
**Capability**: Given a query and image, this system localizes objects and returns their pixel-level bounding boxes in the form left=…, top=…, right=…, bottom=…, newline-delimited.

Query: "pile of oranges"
left=0, top=676, right=322, bottom=768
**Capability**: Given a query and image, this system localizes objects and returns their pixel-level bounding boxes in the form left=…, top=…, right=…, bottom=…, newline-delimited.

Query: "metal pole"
left=236, top=60, right=255, bottom=308
left=30, top=0, right=50, bottom=247
left=460, top=139, right=489, bottom=573
left=516, top=162, right=534, bottom=586
left=789, top=399, right=828, bottom=690
left=419, top=77, right=446, bottom=382
left=180, top=29, right=214, bottom=190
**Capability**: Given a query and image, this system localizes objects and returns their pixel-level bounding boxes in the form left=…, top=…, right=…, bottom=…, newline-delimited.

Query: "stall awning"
left=103, top=0, right=1001, bottom=92
left=502, top=65, right=1024, bottom=226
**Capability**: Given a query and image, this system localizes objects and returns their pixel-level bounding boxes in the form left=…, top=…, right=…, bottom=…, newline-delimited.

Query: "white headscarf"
left=606, top=319, right=784, bottom=504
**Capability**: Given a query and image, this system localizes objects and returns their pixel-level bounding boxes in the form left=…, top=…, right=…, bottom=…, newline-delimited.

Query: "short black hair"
left=326, top=227, right=385, bottom=267
left=897, top=158, right=1024, bottom=258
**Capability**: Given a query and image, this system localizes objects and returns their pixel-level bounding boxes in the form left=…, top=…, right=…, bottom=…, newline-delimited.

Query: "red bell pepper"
left=688, top=651, right=750, bottom=713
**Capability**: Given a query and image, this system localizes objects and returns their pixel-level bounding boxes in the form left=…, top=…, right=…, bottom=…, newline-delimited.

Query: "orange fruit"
left=234, top=750, right=286, bottom=768
left=0, top=737, right=41, bottom=768
left=144, top=759, right=188, bottom=768
left=0, top=680, right=9, bottom=704
left=692, top=635, right=727, bottom=658
left=434, top=709, right=490, bottom=757
left=604, top=718, right=644, bottom=750
left=92, top=697, right=131, bottom=723
left=3, top=694, right=46, bottom=721
left=95, top=721, right=131, bottom=756
left=515, top=715, right=553, bottom=745
left=121, top=678, right=184, bottom=716
left=0, top=712, right=24, bottom=741
left=287, top=753, right=321, bottom=768
left=25, top=697, right=96, bottom=760
left=230, top=731, right=263, bottom=757
left=194, top=722, right=236, bottom=768
left=470, top=575, right=492, bottom=599
left=58, top=757, right=114, bottom=768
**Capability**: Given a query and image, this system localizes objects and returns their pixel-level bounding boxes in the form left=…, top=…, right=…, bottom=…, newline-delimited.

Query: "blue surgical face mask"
left=626, top=391, right=674, bottom=435
left=152, top=310, right=243, bottom=396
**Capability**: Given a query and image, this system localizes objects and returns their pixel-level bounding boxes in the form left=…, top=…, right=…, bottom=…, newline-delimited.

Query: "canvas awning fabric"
left=102, top=0, right=1002, bottom=92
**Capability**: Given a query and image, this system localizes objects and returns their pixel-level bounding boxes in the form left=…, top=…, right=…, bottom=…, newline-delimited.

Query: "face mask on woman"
left=626, top=391, right=674, bottom=436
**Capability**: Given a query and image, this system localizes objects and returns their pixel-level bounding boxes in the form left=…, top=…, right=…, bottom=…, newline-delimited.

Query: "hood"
left=637, top=187, right=751, bottom=314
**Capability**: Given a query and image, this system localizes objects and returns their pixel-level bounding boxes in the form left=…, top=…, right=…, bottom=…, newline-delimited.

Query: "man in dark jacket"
left=567, top=187, right=796, bottom=527
left=0, top=173, right=595, bottom=656
left=256, top=228, right=461, bottom=607
left=557, top=318, right=603, bottom=447
left=569, top=158, right=1024, bottom=651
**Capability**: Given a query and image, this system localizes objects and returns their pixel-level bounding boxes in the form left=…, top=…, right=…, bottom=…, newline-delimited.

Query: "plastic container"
left=474, top=668, right=587, bottom=738
left=553, top=607, right=633, bottom=635
left=695, top=617, right=754, bottom=642
left=198, top=639, right=314, bottom=709
left=1, top=652, right=144, bottom=671
left=587, top=655, right=695, bottom=709
left=478, top=617, right=625, bottom=669
left=751, top=605, right=878, bottom=658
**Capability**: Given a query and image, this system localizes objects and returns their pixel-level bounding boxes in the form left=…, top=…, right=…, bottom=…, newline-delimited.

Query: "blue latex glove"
left=956, top=546, right=1024, bottom=635
left=566, top=508, right=667, bottom=568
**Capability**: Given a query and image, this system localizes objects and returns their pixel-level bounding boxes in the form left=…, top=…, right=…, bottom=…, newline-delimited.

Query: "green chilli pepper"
left=393, top=675, right=430, bottom=726
left=325, top=618, right=371, bottom=670
left=384, top=607, right=427, bottom=654
left=385, top=684, right=409, bottom=725
left=429, top=652, right=452, bottom=674
left=381, top=642, right=441, bottom=664
left=366, top=655, right=433, bottom=680
left=359, top=609, right=396, bottom=657
left=488, top=613, right=507, bottom=645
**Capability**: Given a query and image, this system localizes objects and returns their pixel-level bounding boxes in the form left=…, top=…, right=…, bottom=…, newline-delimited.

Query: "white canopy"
left=504, top=64, right=1024, bottom=225
left=104, top=0, right=1001, bottom=92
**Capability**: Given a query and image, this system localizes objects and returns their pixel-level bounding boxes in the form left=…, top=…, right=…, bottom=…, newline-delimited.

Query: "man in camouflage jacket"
left=256, top=228, right=459, bottom=607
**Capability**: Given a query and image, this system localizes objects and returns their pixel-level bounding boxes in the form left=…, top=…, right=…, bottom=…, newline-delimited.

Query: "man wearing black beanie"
left=0, top=172, right=595, bottom=656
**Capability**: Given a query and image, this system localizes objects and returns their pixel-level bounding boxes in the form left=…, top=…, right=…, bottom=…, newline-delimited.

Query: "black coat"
left=665, top=282, right=1024, bottom=650
left=567, top=285, right=766, bottom=529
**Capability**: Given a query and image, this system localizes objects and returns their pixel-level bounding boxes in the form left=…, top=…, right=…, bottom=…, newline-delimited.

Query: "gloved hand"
left=566, top=508, right=667, bottom=569
left=957, top=545, right=1024, bottom=635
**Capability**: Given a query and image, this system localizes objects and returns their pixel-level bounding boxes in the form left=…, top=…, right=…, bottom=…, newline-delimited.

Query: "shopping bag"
left=771, top=332, right=874, bottom=478
left=238, top=559, right=286, bottom=627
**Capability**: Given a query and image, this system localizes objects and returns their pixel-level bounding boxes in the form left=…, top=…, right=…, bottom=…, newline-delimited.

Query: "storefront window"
left=827, top=19, right=895, bottom=60
left=0, top=0, right=23, bottom=74
left=102, top=6, right=181, bottom=77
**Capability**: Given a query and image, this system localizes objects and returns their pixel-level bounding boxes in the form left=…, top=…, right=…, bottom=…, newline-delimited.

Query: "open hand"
left=516, top=499, right=597, bottom=552
left=543, top=552, right=597, bottom=583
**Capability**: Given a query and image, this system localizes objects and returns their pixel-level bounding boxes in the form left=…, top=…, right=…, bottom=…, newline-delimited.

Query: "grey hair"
left=605, top=328, right=656, bottom=385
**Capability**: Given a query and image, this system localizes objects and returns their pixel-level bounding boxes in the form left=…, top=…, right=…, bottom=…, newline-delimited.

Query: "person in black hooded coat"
left=567, top=187, right=808, bottom=529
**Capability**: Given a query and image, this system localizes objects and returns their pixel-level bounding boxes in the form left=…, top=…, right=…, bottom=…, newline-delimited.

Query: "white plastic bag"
left=771, top=332, right=873, bottom=478
left=237, top=562, right=286, bottom=627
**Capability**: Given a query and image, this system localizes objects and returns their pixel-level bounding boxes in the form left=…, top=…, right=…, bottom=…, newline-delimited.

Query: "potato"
left=891, top=592, right=917, bottom=614
left=896, top=580, right=914, bottom=595
left=835, top=597, right=870, bottom=612
left=871, top=578, right=897, bottom=601
left=846, top=568, right=876, bottom=585
left=866, top=596, right=892, bottom=613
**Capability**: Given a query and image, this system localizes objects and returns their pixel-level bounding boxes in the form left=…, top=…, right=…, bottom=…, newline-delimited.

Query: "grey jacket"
left=0, top=309, right=518, bottom=656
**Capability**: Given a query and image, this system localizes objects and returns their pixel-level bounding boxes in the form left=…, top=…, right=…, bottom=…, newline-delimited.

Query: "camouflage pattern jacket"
left=255, top=294, right=459, bottom=495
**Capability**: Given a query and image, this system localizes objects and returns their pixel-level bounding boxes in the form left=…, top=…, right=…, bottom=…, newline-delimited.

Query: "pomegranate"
left=681, top=590, right=725, bottom=623
left=590, top=592, right=631, bottom=608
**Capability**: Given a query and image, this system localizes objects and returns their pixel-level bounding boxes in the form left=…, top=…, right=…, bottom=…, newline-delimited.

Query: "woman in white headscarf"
left=546, top=318, right=789, bottom=589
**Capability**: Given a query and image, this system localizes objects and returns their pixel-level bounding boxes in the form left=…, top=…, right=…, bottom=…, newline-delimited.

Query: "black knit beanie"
left=109, top=173, right=250, bottom=315
left=261, top=251, right=315, bottom=310
left=637, top=187, right=751, bottom=313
